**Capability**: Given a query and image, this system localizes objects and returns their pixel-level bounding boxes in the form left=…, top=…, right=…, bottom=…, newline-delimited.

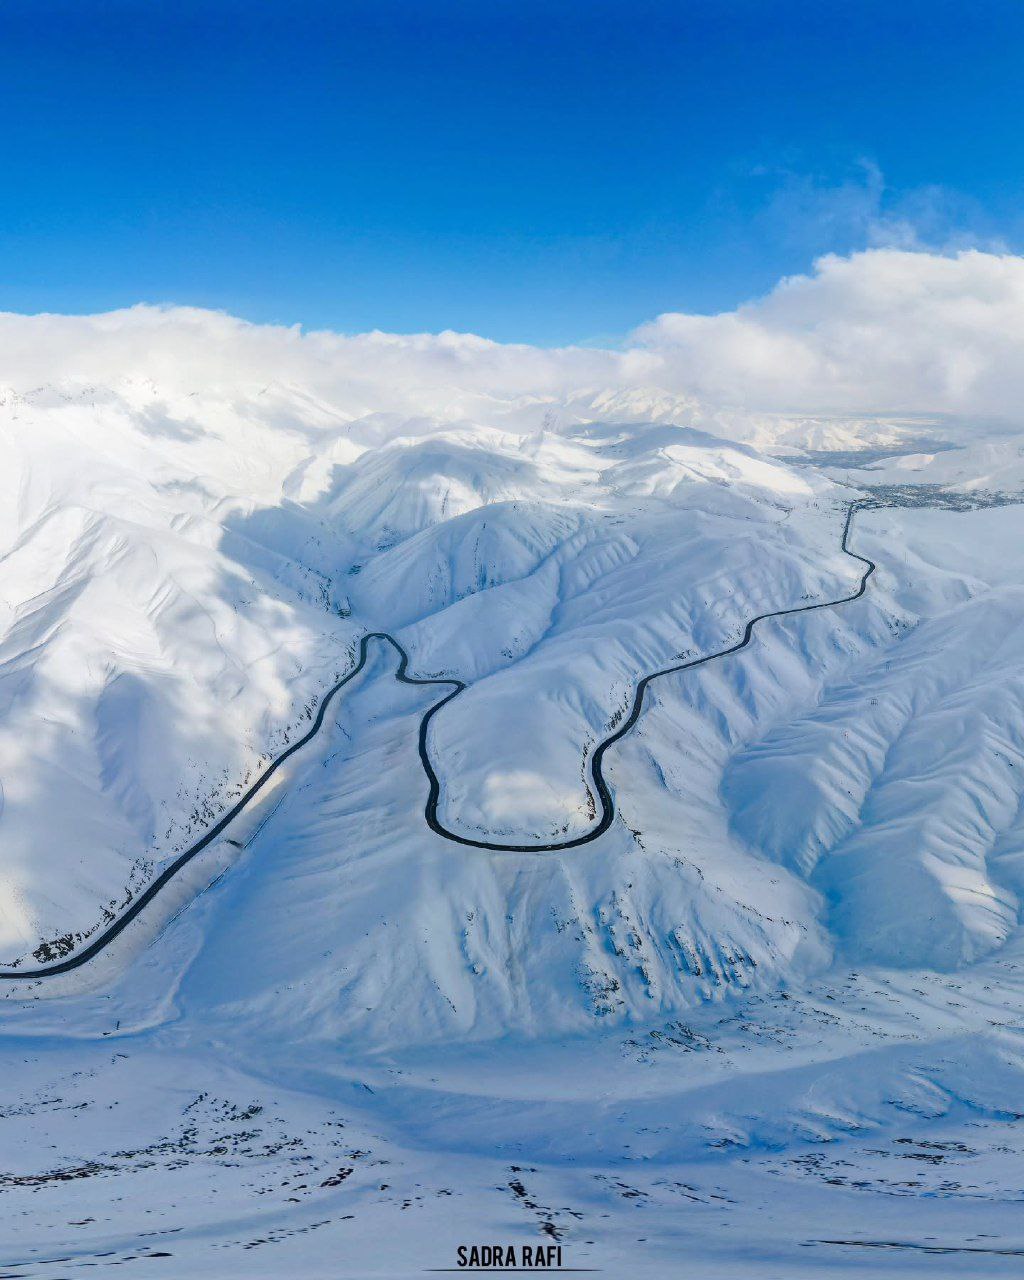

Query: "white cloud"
left=0, top=305, right=653, bottom=421
left=635, top=248, right=1024, bottom=422
left=744, top=161, right=1003, bottom=262
left=3, top=247, right=1024, bottom=429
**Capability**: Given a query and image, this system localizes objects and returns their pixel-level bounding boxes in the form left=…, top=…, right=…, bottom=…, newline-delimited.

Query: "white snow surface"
left=4, top=306, right=1024, bottom=1275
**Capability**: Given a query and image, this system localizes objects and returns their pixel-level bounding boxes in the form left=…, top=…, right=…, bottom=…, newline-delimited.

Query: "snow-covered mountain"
left=6, top=294, right=1024, bottom=1275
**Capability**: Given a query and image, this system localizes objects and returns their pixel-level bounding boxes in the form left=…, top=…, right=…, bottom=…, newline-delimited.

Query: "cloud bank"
left=2, top=248, right=1024, bottom=429
left=638, top=248, right=1024, bottom=420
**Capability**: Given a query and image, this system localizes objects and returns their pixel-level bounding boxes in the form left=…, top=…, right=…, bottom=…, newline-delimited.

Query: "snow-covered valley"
left=5, top=292, right=1024, bottom=1275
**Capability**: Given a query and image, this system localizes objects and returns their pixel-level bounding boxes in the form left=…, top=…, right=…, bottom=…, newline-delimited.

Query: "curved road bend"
left=1, top=501, right=878, bottom=981
left=418, top=499, right=877, bottom=850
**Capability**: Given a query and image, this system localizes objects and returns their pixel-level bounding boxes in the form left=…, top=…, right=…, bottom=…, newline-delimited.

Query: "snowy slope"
left=7, top=303, right=1024, bottom=1274
left=0, top=369, right=855, bottom=978
left=726, top=504, right=1024, bottom=969
left=4, top=355, right=1022, bottom=1010
left=0, top=384, right=363, bottom=963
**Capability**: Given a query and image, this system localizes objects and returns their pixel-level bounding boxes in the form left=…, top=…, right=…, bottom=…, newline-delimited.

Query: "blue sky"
left=0, top=0, right=1022, bottom=344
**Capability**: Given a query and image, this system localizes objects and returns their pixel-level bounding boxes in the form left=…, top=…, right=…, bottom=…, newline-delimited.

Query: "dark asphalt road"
left=0, top=501, right=877, bottom=981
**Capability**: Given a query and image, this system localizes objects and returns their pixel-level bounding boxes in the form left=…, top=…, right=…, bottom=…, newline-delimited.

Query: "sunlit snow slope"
left=7, top=290, right=1024, bottom=1274
left=0, top=307, right=1021, bottom=1036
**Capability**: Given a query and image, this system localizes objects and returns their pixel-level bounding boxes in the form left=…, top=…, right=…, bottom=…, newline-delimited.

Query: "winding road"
left=0, top=501, right=878, bottom=981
